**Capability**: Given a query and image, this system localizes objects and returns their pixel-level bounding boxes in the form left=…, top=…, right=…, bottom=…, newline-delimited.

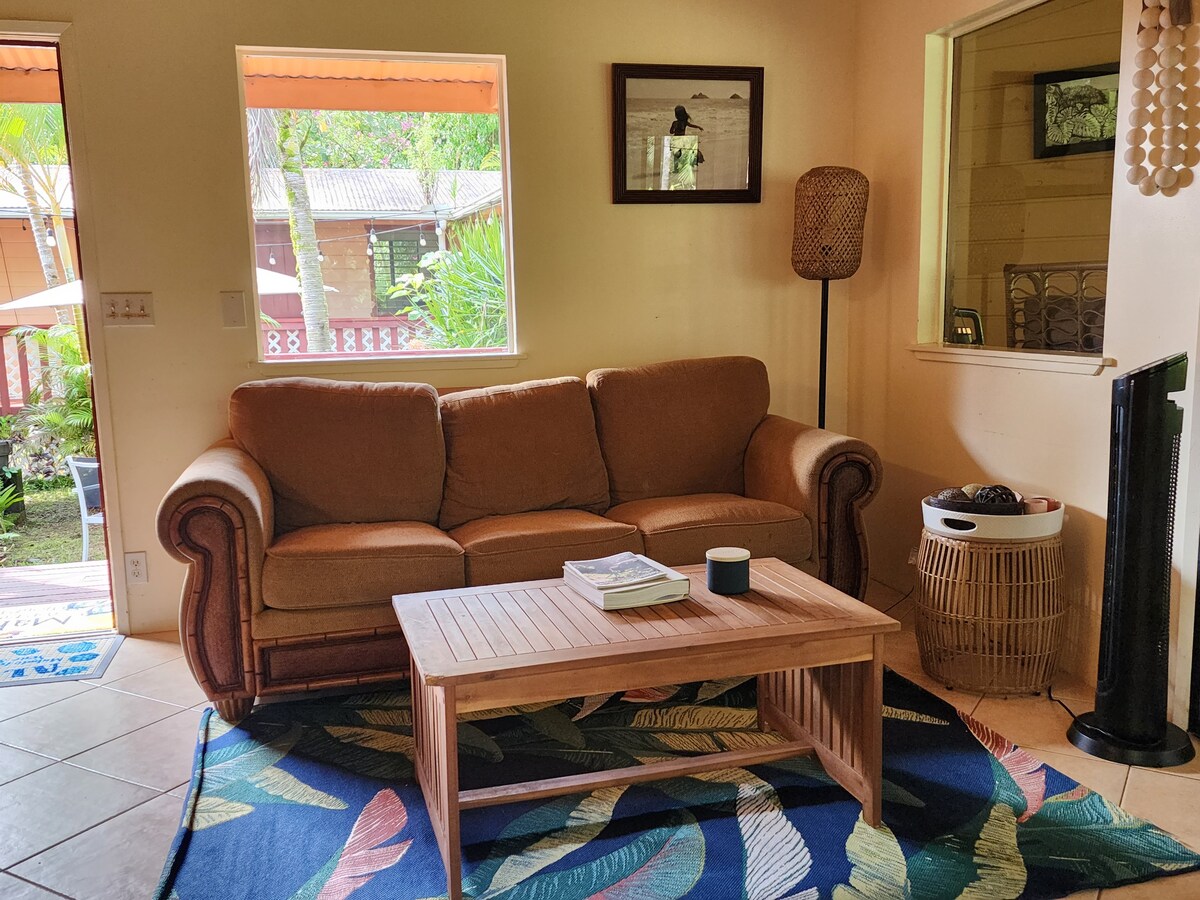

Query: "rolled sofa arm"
left=744, top=415, right=882, bottom=600
left=157, top=439, right=274, bottom=711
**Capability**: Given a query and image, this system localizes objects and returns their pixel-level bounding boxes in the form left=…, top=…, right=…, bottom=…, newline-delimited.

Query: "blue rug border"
left=0, top=633, right=124, bottom=687
left=154, top=672, right=1200, bottom=900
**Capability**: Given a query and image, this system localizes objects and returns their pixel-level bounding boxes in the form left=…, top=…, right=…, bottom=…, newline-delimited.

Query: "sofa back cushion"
left=438, top=377, right=610, bottom=529
left=587, top=356, right=770, bottom=504
left=229, top=377, right=445, bottom=532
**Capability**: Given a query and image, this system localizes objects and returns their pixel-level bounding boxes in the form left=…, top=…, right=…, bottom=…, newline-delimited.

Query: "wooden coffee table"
left=394, top=557, right=899, bottom=899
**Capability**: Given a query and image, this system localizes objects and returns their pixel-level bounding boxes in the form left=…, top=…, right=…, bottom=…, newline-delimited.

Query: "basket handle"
left=940, top=517, right=977, bottom=532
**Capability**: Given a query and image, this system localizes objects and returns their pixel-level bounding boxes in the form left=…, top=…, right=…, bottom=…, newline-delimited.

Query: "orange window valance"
left=0, top=45, right=60, bottom=103
left=242, top=56, right=499, bottom=114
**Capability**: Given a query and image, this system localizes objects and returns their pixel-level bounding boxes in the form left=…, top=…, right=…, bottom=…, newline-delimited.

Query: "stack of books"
left=563, top=552, right=690, bottom=610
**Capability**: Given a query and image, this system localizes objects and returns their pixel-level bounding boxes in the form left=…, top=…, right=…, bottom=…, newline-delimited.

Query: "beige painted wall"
left=850, top=0, right=1200, bottom=708
left=948, top=0, right=1120, bottom=345
left=2, top=1, right=857, bottom=632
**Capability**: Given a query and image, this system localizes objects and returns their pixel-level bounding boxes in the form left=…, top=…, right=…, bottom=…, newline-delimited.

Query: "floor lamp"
left=792, top=167, right=869, bottom=429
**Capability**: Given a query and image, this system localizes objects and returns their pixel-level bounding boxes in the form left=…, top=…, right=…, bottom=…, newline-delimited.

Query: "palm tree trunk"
left=49, top=210, right=75, bottom=282
left=19, top=165, right=59, bottom=291
left=278, top=111, right=331, bottom=353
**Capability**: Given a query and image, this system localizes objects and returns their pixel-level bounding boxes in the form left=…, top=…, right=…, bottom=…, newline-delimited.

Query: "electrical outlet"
left=125, top=551, right=148, bottom=584
left=101, top=292, right=155, bottom=326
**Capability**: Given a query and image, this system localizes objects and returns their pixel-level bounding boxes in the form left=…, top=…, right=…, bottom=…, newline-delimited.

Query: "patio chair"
left=67, top=456, right=103, bottom=562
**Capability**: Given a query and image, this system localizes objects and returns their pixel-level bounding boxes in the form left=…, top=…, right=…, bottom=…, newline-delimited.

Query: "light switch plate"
left=101, top=292, right=155, bottom=326
left=220, top=291, right=247, bottom=328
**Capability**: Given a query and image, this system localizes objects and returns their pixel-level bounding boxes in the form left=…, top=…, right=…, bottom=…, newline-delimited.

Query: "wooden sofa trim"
left=167, top=497, right=257, bottom=720
left=817, top=451, right=880, bottom=601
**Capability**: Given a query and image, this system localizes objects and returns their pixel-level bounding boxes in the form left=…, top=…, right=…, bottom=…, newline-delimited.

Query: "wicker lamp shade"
left=792, top=167, right=870, bottom=281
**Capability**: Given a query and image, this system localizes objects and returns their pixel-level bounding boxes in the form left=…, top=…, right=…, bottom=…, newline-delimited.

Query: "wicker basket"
left=915, top=529, right=1066, bottom=694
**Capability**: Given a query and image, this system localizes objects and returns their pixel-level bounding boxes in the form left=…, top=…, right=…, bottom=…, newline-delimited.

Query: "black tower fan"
left=1068, top=353, right=1194, bottom=766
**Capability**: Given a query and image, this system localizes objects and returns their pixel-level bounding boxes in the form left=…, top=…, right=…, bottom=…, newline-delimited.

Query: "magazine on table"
left=563, top=552, right=690, bottom=610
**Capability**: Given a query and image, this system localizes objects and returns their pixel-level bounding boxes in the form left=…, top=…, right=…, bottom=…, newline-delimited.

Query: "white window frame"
left=235, top=46, right=521, bottom=370
left=909, top=0, right=1117, bottom=376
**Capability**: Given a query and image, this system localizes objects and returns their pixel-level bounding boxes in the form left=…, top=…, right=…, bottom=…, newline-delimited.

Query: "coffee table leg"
left=412, top=662, right=462, bottom=899
left=759, top=635, right=884, bottom=826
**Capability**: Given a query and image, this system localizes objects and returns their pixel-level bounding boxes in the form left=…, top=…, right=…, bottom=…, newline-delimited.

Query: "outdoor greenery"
left=15, top=323, right=95, bottom=458
left=0, top=103, right=76, bottom=296
left=0, top=481, right=104, bottom=566
left=388, top=216, right=507, bottom=349
left=297, top=110, right=500, bottom=173
left=249, top=104, right=504, bottom=353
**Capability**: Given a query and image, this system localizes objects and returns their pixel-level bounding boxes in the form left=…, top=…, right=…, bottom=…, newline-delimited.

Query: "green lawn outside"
left=0, top=482, right=106, bottom=567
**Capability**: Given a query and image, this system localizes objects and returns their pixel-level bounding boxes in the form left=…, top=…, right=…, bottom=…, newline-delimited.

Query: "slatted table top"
left=394, top=557, right=899, bottom=685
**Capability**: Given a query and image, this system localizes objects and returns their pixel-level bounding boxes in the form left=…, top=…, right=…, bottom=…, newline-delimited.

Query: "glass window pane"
left=241, top=53, right=512, bottom=359
left=943, top=0, right=1120, bottom=353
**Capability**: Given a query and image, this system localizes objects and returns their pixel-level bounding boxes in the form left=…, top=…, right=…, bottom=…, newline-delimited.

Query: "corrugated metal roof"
left=252, top=168, right=501, bottom=219
left=0, top=166, right=500, bottom=220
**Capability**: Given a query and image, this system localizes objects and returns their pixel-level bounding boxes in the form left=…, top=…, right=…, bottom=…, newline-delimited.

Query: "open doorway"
left=0, top=42, right=112, bottom=652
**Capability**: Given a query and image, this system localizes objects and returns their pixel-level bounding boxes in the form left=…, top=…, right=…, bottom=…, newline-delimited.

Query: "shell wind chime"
left=1127, top=0, right=1199, bottom=196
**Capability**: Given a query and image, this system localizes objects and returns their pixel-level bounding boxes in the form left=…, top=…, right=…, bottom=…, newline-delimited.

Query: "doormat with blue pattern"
left=0, top=634, right=124, bottom=686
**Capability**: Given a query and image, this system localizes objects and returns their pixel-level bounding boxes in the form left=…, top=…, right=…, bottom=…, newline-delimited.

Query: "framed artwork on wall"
left=611, top=63, right=764, bottom=203
left=1032, top=64, right=1119, bottom=159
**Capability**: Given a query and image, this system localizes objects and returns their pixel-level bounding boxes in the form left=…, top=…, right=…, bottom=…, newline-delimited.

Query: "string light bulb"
left=268, top=251, right=276, bottom=265
left=419, top=233, right=427, bottom=246
left=45, top=226, right=56, bottom=248
left=317, top=245, right=325, bottom=263
left=368, top=224, right=378, bottom=245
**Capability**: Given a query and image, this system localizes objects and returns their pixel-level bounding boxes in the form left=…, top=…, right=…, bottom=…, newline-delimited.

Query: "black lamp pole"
left=818, top=278, right=829, bottom=429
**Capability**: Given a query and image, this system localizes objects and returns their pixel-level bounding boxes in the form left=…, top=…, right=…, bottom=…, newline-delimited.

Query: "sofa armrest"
left=156, top=439, right=274, bottom=705
left=744, top=415, right=882, bottom=599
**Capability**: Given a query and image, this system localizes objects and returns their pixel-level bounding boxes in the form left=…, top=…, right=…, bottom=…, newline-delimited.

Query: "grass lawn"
left=0, top=482, right=106, bottom=567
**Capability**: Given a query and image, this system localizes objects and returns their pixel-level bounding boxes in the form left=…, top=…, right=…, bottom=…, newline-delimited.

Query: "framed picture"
left=1033, top=64, right=1119, bottom=159
left=612, top=63, right=764, bottom=203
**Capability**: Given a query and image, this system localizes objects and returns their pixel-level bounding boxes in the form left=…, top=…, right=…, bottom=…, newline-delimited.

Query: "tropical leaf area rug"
left=157, top=672, right=1200, bottom=900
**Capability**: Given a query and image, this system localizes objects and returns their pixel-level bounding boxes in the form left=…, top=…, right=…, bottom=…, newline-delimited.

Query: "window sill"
left=907, top=343, right=1115, bottom=376
left=250, top=351, right=526, bottom=375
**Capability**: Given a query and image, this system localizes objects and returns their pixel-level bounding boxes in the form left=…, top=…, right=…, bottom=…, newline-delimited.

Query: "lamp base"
left=1067, top=711, right=1196, bottom=767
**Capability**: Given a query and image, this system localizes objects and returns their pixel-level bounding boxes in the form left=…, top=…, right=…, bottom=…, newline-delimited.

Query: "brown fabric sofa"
left=158, top=356, right=881, bottom=720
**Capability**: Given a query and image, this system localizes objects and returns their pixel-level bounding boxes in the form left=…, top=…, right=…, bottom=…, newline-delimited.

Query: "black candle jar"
left=706, top=547, right=751, bottom=595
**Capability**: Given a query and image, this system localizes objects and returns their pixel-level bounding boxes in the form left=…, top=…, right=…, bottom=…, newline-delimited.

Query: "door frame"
left=0, top=19, right=127, bottom=635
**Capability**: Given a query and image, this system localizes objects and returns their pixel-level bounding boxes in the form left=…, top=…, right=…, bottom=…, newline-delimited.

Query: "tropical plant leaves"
left=323, top=726, right=414, bottom=757
left=960, top=712, right=1046, bottom=822
left=696, top=676, right=752, bottom=702
left=191, top=796, right=254, bottom=831
left=692, top=768, right=813, bottom=899
left=487, top=809, right=704, bottom=900
left=631, top=706, right=758, bottom=732
left=291, top=789, right=412, bottom=900
left=833, top=817, right=910, bottom=900
left=883, top=706, right=949, bottom=726
left=1018, top=789, right=1200, bottom=883
left=466, top=786, right=628, bottom=897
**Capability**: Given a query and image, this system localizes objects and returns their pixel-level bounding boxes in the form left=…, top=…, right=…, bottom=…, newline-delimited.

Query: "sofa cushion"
left=587, top=356, right=770, bottom=504
left=262, top=521, right=464, bottom=611
left=450, top=509, right=642, bottom=585
left=606, top=493, right=811, bottom=568
left=438, top=378, right=610, bottom=530
left=230, top=378, right=445, bottom=532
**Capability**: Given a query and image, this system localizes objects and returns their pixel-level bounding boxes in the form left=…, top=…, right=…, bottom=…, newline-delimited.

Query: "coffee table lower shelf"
left=411, top=654, right=883, bottom=900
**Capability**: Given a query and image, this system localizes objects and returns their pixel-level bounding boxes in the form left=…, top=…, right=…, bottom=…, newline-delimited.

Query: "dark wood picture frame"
left=1032, top=63, right=1119, bottom=159
left=612, top=63, right=764, bottom=204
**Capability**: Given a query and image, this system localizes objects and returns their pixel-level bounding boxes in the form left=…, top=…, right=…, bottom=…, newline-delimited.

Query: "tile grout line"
left=0, top=868, right=76, bottom=900
left=1, top=788, right=172, bottom=875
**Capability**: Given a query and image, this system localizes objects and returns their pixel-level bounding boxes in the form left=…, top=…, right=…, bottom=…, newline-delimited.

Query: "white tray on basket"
left=921, top=498, right=1064, bottom=541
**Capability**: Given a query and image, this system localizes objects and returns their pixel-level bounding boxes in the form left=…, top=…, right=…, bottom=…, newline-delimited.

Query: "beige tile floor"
left=0, top=591, right=1197, bottom=898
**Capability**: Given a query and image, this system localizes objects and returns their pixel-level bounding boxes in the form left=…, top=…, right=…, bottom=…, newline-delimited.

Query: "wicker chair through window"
left=1004, top=261, right=1107, bottom=353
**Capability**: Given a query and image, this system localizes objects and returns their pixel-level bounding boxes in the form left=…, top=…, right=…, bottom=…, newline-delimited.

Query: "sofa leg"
left=214, top=697, right=254, bottom=723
